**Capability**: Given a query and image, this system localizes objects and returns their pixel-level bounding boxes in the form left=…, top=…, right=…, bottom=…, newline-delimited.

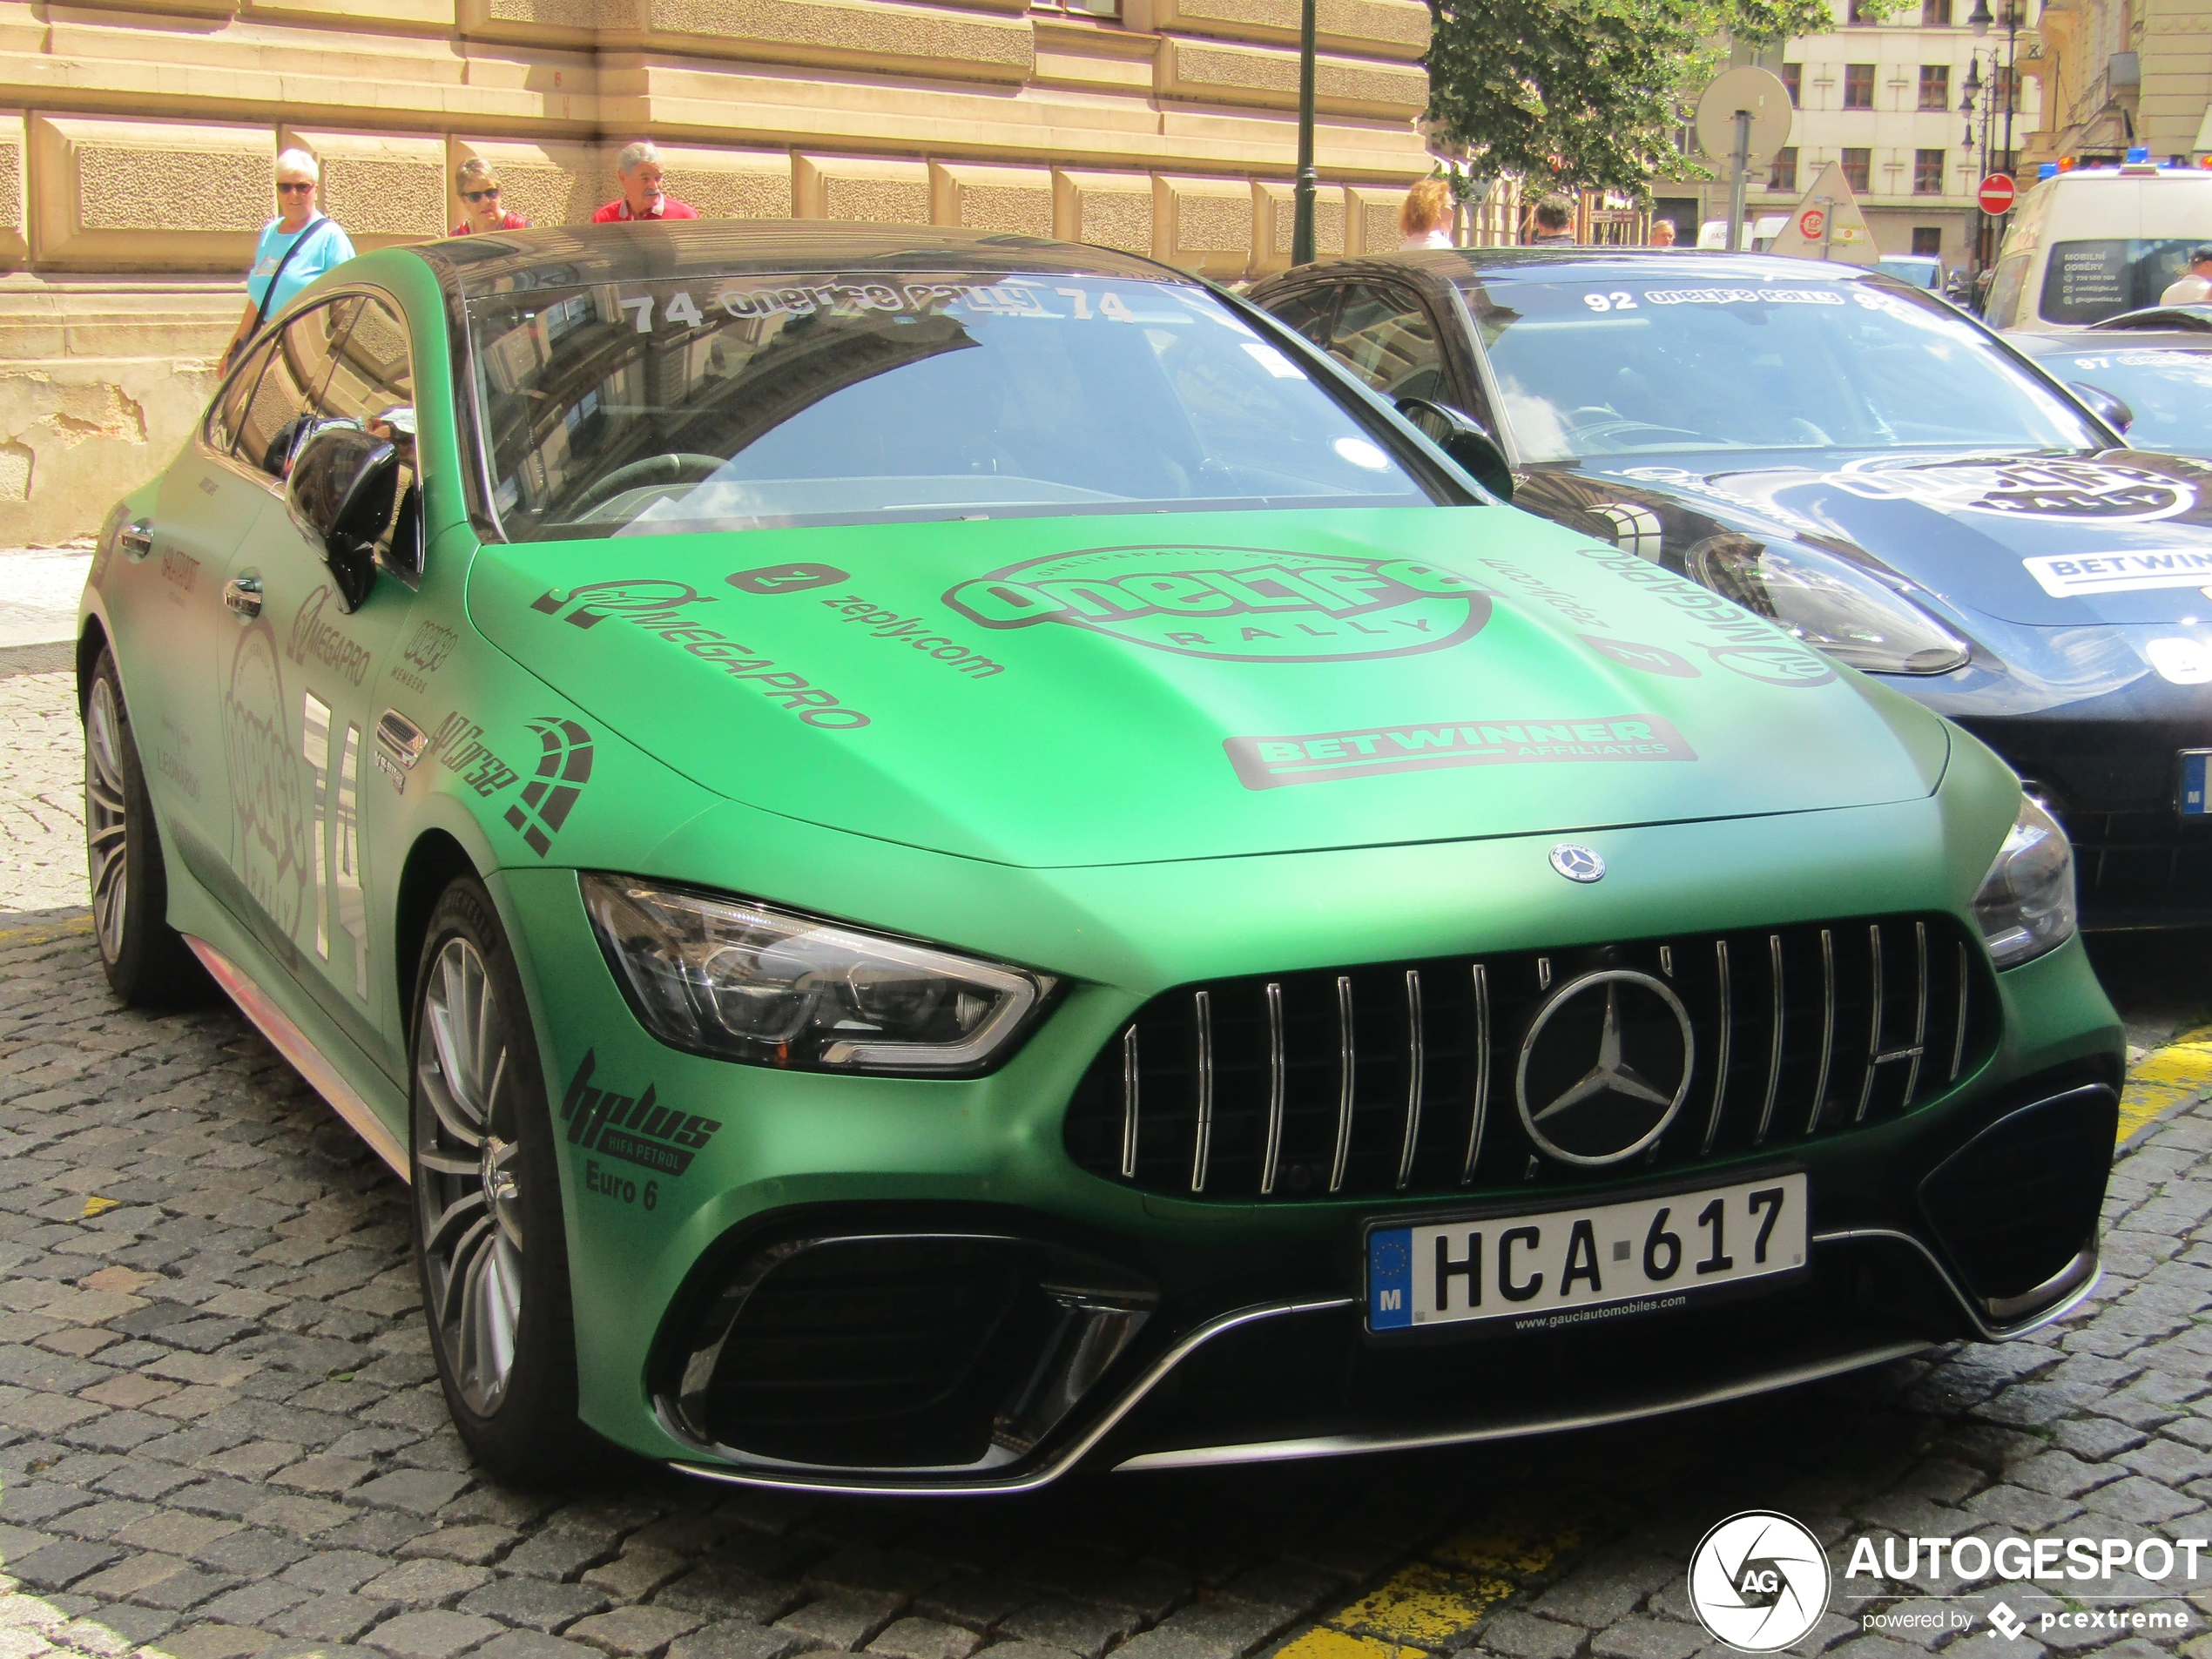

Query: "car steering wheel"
left=568, top=453, right=725, bottom=516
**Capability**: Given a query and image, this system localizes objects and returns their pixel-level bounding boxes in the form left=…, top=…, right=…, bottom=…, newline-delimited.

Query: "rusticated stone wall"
left=0, top=0, right=1433, bottom=541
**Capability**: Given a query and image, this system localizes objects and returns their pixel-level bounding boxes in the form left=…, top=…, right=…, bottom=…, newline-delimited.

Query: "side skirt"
left=184, top=934, right=411, bottom=1183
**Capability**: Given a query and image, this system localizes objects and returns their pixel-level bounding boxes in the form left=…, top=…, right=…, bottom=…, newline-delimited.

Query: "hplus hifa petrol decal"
left=942, top=546, right=1492, bottom=662
left=1227, top=713, right=1696, bottom=789
left=529, top=578, right=869, bottom=728
left=560, top=1050, right=721, bottom=1192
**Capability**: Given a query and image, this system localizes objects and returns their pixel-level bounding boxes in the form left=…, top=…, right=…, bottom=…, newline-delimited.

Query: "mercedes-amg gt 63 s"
left=82, top=222, right=2120, bottom=1492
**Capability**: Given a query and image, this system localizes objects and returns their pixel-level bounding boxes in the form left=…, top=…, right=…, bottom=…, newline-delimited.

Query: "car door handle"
left=222, top=576, right=263, bottom=619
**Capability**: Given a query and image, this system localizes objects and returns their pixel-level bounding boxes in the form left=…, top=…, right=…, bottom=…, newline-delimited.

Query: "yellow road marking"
left=0, top=914, right=91, bottom=948
left=1279, top=1522, right=1581, bottom=1659
left=2118, top=1024, right=2212, bottom=1147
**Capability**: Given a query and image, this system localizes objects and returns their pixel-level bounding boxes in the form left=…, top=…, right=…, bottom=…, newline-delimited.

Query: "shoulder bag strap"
left=246, top=214, right=327, bottom=341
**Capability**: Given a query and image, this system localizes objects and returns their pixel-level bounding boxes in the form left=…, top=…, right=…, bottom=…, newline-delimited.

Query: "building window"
left=1921, top=0, right=1952, bottom=23
left=1912, top=226, right=1943, bottom=254
left=1031, top=0, right=1121, bottom=17
left=1844, top=64, right=1876, bottom=109
left=1919, top=64, right=1950, bottom=110
left=1769, top=147, right=1799, bottom=192
left=1842, top=148, right=1872, bottom=191
left=1913, top=148, right=1946, bottom=192
left=1781, top=63, right=1802, bottom=106
left=1847, top=0, right=1877, bottom=21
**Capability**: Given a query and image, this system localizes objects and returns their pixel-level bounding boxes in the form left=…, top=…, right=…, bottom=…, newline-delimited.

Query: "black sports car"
left=1251, top=249, right=2212, bottom=928
left=2009, top=307, right=2212, bottom=462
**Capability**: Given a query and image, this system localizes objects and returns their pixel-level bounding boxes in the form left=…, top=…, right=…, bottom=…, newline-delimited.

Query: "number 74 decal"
left=302, top=691, right=368, bottom=1000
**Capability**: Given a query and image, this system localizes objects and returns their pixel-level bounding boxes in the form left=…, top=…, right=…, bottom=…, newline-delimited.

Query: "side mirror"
left=287, top=425, right=397, bottom=612
left=1394, top=397, right=1514, bottom=502
left=2067, top=381, right=2134, bottom=436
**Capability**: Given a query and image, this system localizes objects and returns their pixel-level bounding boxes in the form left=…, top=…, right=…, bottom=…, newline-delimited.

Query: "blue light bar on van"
left=2127, top=145, right=2151, bottom=163
left=2039, top=163, right=2058, bottom=179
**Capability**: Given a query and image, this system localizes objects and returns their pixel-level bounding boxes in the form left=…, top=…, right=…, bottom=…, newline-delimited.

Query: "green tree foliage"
left=1421, top=0, right=1844, bottom=198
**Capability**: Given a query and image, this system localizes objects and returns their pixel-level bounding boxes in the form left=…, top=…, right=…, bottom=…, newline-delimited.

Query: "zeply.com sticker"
left=943, top=546, right=1490, bottom=662
left=1225, top=714, right=1695, bottom=790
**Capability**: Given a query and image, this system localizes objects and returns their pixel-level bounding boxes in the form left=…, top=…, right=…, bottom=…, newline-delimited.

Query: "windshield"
left=2040, top=343, right=2212, bottom=456
left=467, top=270, right=1434, bottom=540
left=1466, top=273, right=2103, bottom=462
left=2039, top=239, right=2200, bottom=324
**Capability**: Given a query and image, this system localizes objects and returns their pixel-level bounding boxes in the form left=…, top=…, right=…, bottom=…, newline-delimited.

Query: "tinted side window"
left=235, top=297, right=361, bottom=479
left=208, top=341, right=276, bottom=455
left=1327, top=283, right=1447, bottom=402
left=1263, top=284, right=1338, bottom=347
left=318, top=295, right=422, bottom=572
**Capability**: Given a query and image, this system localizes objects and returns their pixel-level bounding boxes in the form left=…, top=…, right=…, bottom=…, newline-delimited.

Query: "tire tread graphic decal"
left=302, top=692, right=368, bottom=999
left=504, top=718, right=594, bottom=857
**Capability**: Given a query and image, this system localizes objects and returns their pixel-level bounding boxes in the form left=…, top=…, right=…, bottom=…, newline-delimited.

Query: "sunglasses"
left=275, top=181, right=314, bottom=193
left=461, top=187, right=502, bottom=202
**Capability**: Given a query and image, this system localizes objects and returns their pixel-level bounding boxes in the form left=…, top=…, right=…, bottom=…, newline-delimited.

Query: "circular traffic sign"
left=1978, top=172, right=2017, bottom=214
left=1694, top=66, right=1794, bottom=165
left=1797, top=206, right=1825, bottom=239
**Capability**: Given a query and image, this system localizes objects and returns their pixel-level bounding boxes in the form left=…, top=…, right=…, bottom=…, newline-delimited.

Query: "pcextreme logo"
left=941, top=545, right=1492, bottom=662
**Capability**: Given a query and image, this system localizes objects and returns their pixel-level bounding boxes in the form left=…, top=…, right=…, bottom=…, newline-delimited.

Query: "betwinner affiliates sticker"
left=942, top=545, right=1492, bottom=662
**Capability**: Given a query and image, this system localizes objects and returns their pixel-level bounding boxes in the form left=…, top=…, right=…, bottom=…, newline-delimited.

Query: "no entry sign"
left=1978, top=172, right=2017, bottom=215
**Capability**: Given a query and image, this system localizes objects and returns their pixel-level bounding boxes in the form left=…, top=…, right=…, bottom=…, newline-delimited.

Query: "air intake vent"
left=1064, top=914, right=1996, bottom=1202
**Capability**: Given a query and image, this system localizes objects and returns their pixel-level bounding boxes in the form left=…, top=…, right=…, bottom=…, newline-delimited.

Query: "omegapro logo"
left=942, top=545, right=1491, bottom=662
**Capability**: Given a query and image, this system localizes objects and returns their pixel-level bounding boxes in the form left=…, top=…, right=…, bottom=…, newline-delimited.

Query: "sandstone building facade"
left=0, top=0, right=1433, bottom=542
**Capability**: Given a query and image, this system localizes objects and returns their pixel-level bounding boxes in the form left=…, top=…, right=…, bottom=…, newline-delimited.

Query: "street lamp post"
left=1291, top=0, right=1317, bottom=265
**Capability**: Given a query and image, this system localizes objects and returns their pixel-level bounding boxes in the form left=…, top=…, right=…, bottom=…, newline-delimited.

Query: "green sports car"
left=82, top=223, right=2123, bottom=1492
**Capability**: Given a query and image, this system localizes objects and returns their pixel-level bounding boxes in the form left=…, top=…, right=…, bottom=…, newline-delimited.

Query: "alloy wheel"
left=84, top=677, right=130, bottom=963
left=415, top=935, right=526, bottom=1415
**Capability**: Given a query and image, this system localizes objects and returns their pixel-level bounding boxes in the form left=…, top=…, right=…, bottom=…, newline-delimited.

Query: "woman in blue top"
left=222, top=149, right=356, bottom=371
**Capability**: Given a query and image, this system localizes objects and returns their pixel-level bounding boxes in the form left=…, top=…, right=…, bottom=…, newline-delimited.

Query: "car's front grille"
left=2058, top=807, right=2212, bottom=918
left=1063, top=914, right=1997, bottom=1202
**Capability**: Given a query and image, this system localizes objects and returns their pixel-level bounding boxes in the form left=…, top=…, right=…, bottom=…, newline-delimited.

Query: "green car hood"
left=469, top=506, right=1949, bottom=868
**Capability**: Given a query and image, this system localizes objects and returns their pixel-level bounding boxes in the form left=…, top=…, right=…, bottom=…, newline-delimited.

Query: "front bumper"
left=640, top=1071, right=2115, bottom=1494
left=494, top=774, right=2123, bottom=1494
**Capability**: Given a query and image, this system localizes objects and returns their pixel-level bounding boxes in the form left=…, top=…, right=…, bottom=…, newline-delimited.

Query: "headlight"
left=581, top=875, right=1054, bottom=1073
left=1687, top=536, right=1970, bottom=675
left=1971, top=795, right=2077, bottom=968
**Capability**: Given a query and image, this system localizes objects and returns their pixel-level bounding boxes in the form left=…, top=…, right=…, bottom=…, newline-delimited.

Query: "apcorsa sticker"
left=944, top=546, right=1491, bottom=662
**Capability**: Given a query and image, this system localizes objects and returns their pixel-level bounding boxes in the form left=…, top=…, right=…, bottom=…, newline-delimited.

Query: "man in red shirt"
left=593, top=142, right=698, bottom=224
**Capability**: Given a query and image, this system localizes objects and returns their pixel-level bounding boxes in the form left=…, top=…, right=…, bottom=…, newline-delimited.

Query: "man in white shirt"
left=2159, top=245, right=2212, bottom=306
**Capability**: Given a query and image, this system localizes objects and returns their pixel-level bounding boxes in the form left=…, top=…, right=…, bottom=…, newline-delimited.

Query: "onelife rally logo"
left=1688, top=1511, right=1832, bottom=1653
left=942, top=545, right=1491, bottom=662
left=1832, top=460, right=2195, bottom=523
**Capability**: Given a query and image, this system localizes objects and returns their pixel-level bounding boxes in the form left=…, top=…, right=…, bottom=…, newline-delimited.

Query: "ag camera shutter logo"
left=1689, top=1511, right=1832, bottom=1652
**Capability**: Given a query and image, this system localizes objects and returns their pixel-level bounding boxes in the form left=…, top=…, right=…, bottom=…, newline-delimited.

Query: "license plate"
left=1366, top=1172, right=1808, bottom=1335
left=2182, top=750, right=2211, bottom=817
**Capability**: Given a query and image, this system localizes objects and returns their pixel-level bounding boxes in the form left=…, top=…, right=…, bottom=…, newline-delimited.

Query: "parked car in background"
left=2012, top=307, right=2212, bottom=459
left=1252, top=247, right=2212, bottom=928
left=82, top=222, right=2121, bottom=1493
left=1981, top=163, right=2212, bottom=333
left=1877, top=254, right=1944, bottom=292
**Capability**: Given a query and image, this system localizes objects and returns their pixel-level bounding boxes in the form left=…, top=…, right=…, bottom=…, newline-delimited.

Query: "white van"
left=1983, top=165, right=2212, bottom=332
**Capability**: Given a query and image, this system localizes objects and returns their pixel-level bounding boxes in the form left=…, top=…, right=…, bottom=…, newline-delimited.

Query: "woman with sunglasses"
left=223, top=149, right=355, bottom=372
left=452, top=158, right=531, bottom=235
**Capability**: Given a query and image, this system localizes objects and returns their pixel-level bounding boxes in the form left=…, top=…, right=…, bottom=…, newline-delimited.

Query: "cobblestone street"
left=5, top=660, right=2212, bottom=1659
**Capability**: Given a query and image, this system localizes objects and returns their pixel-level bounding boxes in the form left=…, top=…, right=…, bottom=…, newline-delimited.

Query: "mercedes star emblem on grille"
left=1516, top=969, right=1695, bottom=1165
left=1550, top=843, right=1606, bottom=883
